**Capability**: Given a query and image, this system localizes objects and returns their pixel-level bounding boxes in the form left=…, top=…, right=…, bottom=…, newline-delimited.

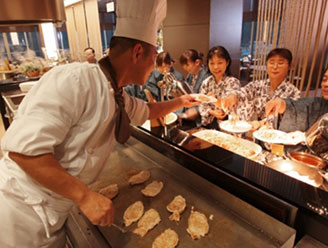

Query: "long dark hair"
left=206, top=46, right=232, bottom=76
left=179, top=49, right=204, bottom=66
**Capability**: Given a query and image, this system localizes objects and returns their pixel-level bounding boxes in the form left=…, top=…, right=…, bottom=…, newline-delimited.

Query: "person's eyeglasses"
left=267, top=62, right=288, bottom=67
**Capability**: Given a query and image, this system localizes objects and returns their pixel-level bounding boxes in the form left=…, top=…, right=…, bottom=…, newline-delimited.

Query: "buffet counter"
left=65, top=124, right=328, bottom=247
left=131, top=125, right=328, bottom=245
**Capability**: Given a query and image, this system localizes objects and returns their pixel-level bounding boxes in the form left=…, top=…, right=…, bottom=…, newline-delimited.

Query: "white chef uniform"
left=0, top=0, right=167, bottom=245
left=0, top=62, right=149, bottom=247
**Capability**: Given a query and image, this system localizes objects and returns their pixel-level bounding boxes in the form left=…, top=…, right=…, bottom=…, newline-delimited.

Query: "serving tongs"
left=144, top=89, right=165, bottom=127
left=111, top=223, right=128, bottom=233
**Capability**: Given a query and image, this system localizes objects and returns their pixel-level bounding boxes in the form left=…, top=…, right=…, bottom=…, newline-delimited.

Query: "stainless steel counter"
left=66, top=136, right=295, bottom=248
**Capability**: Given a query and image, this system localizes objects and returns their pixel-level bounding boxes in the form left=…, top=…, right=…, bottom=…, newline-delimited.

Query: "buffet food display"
left=192, top=129, right=262, bottom=159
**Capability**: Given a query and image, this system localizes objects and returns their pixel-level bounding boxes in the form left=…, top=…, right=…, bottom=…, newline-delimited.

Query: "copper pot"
left=289, top=151, right=326, bottom=169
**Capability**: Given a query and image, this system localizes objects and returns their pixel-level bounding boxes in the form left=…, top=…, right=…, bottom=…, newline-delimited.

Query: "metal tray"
left=87, top=138, right=295, bottom=248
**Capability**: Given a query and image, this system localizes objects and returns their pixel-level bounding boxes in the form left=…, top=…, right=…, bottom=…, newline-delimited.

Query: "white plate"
left=165, top=112, right=178, bottom=125
left=192, top=129, right=262, bottom=159
left=253, top=127, right=292, bottom=144
left=190, top=94, right=217, bottom=103
left=286, top=131, right=306, bottom=145
left=219, top=120, right=252, bottom=133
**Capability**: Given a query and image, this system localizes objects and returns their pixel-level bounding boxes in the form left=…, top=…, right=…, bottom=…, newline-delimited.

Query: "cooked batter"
left=133, top=208, right=161, bottom=237
left=98, top=184, right=119, bottom=199
left=152, top=228, right=179, bottom=248
left=128, top=170, right=151, bottom=185
left=141, top=180, right=163, bottom=197
left=123, top=201, right=144, bottom=227
left=186, top=210, right=209, bottom=240
left=166, top=195, right=186, bottom=222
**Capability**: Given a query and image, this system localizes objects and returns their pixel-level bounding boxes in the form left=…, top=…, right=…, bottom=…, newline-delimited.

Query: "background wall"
left=162, top=0, right=210, bottom=77
left=210, top=0, right=243, bottom=78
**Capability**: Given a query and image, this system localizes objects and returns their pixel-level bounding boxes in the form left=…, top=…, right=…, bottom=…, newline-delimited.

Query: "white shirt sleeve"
left=123, top=90, right=149, bottom=126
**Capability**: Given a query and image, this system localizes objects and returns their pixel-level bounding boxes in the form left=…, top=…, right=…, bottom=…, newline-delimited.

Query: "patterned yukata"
left=235, top=79, right=301, bottom=122
left=199, top=75, right=240, bottom=126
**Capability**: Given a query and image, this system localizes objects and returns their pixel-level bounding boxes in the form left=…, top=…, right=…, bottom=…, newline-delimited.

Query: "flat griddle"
left=88, top=138, right=295, bottom=248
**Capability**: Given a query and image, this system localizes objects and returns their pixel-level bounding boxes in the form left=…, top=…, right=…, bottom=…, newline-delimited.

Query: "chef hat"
left=114, top=0, right=167, bottom=46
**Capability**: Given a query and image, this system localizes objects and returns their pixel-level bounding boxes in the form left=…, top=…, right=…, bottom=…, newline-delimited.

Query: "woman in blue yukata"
left=143, top=51, right=184, bottom=102
left=178, top=49, right=210, bottom=126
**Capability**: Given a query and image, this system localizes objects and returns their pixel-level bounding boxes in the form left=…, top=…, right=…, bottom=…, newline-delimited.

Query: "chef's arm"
left=8, top=152, right=114, bottom=227
left=148, top=94, right=199, bottom=119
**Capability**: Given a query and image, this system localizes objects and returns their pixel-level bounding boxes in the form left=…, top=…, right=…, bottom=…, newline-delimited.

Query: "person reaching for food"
left=199, top=46, right=240, bottom=129
left=221, top=48, right=301, bottom=130
left=265, top=66, right=328, bottom=132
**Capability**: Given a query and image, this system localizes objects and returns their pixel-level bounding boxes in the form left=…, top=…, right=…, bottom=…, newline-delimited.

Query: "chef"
left=0, top=0, right=199, bottom=247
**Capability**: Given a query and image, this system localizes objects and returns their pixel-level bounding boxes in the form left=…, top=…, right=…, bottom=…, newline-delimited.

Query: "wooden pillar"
left=65, top=0, right=102, bottom=62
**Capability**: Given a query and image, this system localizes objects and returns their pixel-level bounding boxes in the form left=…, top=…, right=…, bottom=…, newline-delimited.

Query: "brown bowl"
left=289, top=151, right=326, bottom=169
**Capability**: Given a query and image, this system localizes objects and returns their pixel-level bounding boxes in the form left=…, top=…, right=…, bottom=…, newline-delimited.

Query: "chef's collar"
left=99, top=57, right=131, bottom=144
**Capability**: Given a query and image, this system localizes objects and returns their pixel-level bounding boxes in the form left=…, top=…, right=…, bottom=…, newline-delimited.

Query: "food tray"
left=192, top=129, right=262, bottom=159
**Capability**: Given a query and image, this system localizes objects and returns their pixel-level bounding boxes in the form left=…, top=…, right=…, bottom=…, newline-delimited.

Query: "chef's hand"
left=265, top=98, right=286, bottom=116
left=180, top=94, right=201, bottom=108
left=78, top=190, right=114, bottom=227
left=209, top=109, right=227, bottom=120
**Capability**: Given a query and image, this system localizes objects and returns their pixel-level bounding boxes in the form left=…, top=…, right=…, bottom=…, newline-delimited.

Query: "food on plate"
left=133, top=208, right=161, bottom=237
left=128, top=170, right=151, bottom=185
left=253, top=126, right=289, bottom=142
left=253, top=127, right=306, bottom=145
left=219, top=119, right=252, bottom=133
left=198, top=95, right=212, bottom=102
left=98, top=183, right=119, bottom=199
left=191, top=93, right=216, bottom=103
left=123, top=201, right=144, bottom=227
left=193, top=130, right=260, bottom=159
left=288, top=131, right=306, bottom=144
left=141, top=180, right=164, bottom=197
left=165, top=113, right=177, bottom=125
left=166, top=195, right=186, bottom=222
left=186, top=209, right=209, bottom=240
left=152, top=228, right=179, bottom=248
